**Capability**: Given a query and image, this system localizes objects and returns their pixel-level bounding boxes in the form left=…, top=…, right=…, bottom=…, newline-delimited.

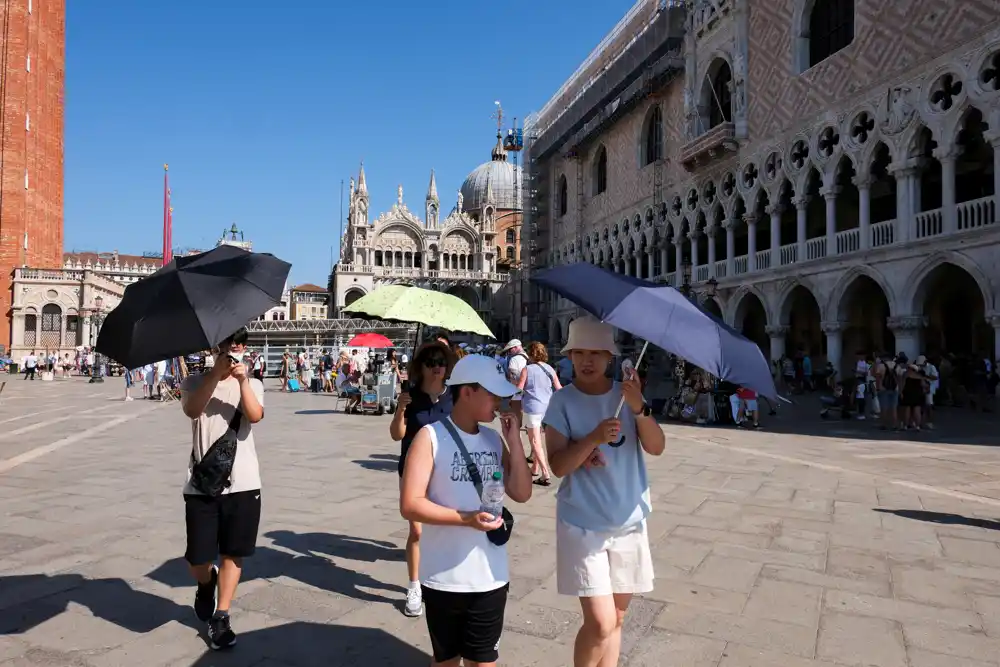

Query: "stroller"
left=820, top=381, right=854, bottom=419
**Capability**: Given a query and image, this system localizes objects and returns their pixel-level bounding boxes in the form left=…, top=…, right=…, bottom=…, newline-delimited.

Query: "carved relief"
left=879, top=85, right=917, bottom=136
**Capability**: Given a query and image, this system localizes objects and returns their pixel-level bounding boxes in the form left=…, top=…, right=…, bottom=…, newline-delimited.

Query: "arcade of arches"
left=721, top=260, right=997, bottom=374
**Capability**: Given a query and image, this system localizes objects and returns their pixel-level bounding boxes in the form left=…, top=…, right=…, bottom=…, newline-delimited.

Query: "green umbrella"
left=343, top=285, right=494, bottom=338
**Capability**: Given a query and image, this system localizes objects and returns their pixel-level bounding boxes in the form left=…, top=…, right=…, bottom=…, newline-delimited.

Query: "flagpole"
left=162, top=164, right=170, bottom=264
left=339, top=178, right=345, bottom=262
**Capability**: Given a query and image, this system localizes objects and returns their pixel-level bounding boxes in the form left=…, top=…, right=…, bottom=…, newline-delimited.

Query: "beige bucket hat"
left=561, top=316, right=620, bottom=355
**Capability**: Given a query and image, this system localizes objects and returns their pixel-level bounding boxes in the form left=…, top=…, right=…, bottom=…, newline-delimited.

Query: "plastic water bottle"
left=480, top=471, right=505, bottom=520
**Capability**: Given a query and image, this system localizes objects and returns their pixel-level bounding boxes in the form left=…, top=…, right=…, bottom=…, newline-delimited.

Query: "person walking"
left=389, top=341, right=454, bottom=618
left=180, top=327, right=264, bottom=651
left=516, top=341, right=562, bottom=486
left=399, top=354, right=532, bottom=667
left=502, top=339, right=529, bottom=426
left=543, top=317, right=665, bottom=667
left=23, top=350, right=38, bottom=380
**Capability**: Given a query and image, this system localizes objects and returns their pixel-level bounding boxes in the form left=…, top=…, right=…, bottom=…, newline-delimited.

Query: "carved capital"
left=723, top=217, right=738, bottom=231
left=765, top=324, right=789, bottom=337
left=852, top=175, right=873, bottom=190
left=792, top=196, right=810, bottom=211
left=887, top=315, right=928, bottom=332
left=705, top=225, right=718, bottom=239
left=765, top=203, right=784, bottom=217
left=820, top=186, right=841, bottom=200
left=743, top=213, right=759, bottom=227
left=986, top=313, right=1000, bottom=328
left=821, top=320, right=846, bottom=334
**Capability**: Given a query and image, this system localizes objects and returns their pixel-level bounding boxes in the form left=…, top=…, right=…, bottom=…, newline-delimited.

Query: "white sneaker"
left=404, top=586, right=423, bottom=617
left=124, top=396, right=134, bottom=402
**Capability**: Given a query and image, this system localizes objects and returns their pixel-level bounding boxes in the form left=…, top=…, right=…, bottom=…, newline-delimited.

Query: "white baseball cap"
left=446, top=354, right=519, bottom=397
left=502, top=338, right=522, bottom=352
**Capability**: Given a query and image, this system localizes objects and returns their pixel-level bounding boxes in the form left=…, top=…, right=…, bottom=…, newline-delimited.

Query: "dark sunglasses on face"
left=424, top=358, right=447, bottom=369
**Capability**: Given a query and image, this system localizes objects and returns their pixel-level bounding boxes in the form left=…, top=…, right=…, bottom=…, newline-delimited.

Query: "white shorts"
left=523, top=412, right=544, bottom=429
left=556, top=519, right=654, bottom=597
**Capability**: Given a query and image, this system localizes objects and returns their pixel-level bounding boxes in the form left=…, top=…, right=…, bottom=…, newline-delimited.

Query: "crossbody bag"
left=440, top=419, right=514, bottom=546
left=189, top=409, right=243, bottom=497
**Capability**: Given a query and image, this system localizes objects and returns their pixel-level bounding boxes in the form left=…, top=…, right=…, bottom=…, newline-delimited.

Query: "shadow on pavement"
left=0, top=574, right=196, bottom=636
left=874, top=509, right=1000, bottom=531
left=295, top=409, right=343, bottom=415
left=187, top=621, right=429, bottom=666
left=148, top=531, right=405, bottom=606
left=352, top=454, right=399, bottom=473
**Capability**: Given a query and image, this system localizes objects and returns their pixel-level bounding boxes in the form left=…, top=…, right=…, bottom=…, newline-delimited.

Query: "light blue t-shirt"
left=543, top=383, right=651, bottom=532
left=522, top=362, right=557, bottom=415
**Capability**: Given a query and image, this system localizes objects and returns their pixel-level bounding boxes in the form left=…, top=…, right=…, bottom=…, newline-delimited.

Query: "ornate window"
left=707, top=60, right=733, bottom=129
left=593, top=146, right=608, bottom=195
left=558, top=175, right=568, bottom=217
left=40, top=304, right=62, bottom=348
left=66, top=313, right=80, bottom=346
left=505, top=229, right=516, bottom=244
left=643, top=105, right=663, bottom=166
left=807, top=0, right=854, bottom=68
left=23, top=313, right=37, bottom=347
left=506, top=246, right=516, bottom=260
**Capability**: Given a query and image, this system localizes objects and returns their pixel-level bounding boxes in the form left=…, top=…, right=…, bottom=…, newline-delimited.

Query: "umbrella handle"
left=609, top=340, right=650, bottom=446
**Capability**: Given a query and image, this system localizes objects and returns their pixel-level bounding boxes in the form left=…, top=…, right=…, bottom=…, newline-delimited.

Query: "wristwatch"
left=634, top=402, right=652, bottom=417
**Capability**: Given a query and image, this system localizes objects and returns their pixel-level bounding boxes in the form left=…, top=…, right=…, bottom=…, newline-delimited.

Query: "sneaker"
left=208, top=612, right=237, bottom=650
left=124, top=396, right=133, bottom=402
left=404, top=586, right=423, bottom=617
left=194, top=565, right=219, bottom=622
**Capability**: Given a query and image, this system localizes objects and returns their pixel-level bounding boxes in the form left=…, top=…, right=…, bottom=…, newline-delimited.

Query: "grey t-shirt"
left=543, top=383, right=651, bottom=532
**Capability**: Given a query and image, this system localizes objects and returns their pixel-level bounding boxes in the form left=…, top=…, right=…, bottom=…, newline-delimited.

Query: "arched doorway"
left=734, top=293, right=768, bottom=355
left=447, top=285, right=480, bottom=311
left=914, top=262, right=990, bottom=357
left=838, top=274, right=892, bottom=359
left=40, top=304, right=62, bottom=348
left=343, top=288, right=365, bottom=314
left=781, top=285, right=823, bottom=357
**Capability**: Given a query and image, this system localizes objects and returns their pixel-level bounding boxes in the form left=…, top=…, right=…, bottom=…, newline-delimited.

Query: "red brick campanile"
left=0, top=0, right=65, bottom=350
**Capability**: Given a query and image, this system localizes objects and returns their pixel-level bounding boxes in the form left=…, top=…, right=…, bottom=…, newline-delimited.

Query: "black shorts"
left=184, top=490, right=262, bottom=565
left=422, top=584, right=508, bottom=664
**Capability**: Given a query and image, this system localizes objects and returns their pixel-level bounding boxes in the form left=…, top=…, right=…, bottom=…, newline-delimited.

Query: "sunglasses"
left=423, top=358, right=448, bottom=368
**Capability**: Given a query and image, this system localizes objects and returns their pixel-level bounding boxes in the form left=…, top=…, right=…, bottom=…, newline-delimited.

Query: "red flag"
left=163, top=164, right=173, bottom=264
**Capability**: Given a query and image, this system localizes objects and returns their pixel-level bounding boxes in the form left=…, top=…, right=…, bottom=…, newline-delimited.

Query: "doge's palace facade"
left=525, top=0, right=1000, bottom=373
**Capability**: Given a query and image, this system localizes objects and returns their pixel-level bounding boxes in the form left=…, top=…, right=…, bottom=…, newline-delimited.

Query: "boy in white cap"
left=544, top=316, right=665, bottom=667
left=400, top=354, right=533, bottom=667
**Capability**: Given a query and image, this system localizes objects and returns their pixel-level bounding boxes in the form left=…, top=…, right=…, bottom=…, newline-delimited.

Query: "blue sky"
left=65, top=1, right=631, bottom=285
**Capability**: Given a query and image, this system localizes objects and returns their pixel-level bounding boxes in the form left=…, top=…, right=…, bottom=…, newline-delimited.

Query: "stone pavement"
left=1, top=376, right=1000, bottom=666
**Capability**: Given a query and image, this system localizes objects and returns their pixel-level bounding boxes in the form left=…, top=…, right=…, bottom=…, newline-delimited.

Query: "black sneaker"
left=208, top=612, right=237, bottom=650
left=194, top=565, right=219, bottom=622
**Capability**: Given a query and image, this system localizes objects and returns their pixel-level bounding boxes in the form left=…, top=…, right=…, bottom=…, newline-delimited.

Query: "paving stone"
left=689, top=555, right=763, bottom=592
left=625, top=629, right=726, bottom=667
left=642, top=579, right=749, bottom=614
left=817, top=613, right=906, bottom=667
left=81, top=620, right=202, bottom=667
left=939, top=536, right=1000, bottom=567
left=502, top=601, right=579, bottom=642
left=742, top=579, right=821, bottom=628
left=890, top=565, right=975, bottom=609
left=234, top=582, right=365, bottom=622
left=669, top=526, right=772, bottom=549
left=824, top=590, right=982, bottom=632
left=971, top=594, right=1000, bottom=636
left=717, top=644, right=845, bottom=667
left=906, top=647, right=998, bottom=667
left=761, top=563, right=891, bottom=596
left=903, top=623, right=1000, bottom=662
left=711, top=543, right=826, bottom=571
left=653, top=605, right=817, bottom=657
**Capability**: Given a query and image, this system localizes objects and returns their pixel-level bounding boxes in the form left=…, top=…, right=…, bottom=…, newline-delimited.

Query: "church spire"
left=357, top=162, right=368, bottom=194
left=427, top=169, right=439, bottom=201
left=491, top=100, right=508, bottom=162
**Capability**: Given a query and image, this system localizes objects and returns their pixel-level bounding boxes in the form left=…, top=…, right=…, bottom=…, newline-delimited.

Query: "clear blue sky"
left=65, top=1, right=631, bottom=285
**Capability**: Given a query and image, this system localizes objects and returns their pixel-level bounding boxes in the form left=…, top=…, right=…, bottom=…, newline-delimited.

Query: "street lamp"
left=89, top=295, right=105, bottom=384
left=679, top=254, right=692, bottom=298
left=706, top=277, right=719, bottom=299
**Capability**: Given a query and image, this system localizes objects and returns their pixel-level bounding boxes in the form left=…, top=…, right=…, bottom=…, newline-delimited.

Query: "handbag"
left=440, top=419, right=514, bottom=546
left=189, top=409, right=243, bottom=497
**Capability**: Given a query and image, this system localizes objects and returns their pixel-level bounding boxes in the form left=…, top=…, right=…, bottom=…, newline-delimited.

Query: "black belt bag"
left=441, top=419, right=514, bottom=546
left=190, top=410, right=243, bottom=497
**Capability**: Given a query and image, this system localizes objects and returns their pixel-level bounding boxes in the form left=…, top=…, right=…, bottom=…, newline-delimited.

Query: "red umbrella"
left=347, top=332, right=394, bottom=348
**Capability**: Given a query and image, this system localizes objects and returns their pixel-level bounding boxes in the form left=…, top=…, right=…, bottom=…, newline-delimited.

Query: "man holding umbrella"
left=543, top=317, right=665, bottom=667
left=180, top=327, right=265, bottom=650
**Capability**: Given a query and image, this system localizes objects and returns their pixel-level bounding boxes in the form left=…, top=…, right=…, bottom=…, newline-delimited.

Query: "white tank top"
left=419, top=418, right=509, bottom=593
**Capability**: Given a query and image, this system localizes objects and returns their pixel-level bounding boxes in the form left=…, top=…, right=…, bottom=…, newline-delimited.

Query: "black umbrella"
left=96, top=245, right=291, bottom=368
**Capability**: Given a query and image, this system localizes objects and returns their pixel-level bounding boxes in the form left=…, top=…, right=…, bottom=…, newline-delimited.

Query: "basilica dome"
left=460, top=133, right=523, bottom=212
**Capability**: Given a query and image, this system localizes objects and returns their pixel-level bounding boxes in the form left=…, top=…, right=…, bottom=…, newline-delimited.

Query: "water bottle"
left=480, top=471, right=505, bottom=520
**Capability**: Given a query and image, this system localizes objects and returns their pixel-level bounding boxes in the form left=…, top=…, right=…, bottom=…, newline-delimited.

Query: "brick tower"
left=0, top=0, right=65, bottom=350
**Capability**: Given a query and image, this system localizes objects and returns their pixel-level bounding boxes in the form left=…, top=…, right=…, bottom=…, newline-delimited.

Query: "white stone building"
left=332, top=135, right=521, bottom=339
left=524, top=0, right=1000, bottom=373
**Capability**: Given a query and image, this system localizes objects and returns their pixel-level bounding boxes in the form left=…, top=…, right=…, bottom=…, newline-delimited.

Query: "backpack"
left=882, top=365, right=898, bottom=391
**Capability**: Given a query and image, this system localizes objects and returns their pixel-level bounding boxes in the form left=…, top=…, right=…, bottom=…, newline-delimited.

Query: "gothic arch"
left=343, top=286, right=367, bottom=308
left=792, top=0, right=856, bottom=73
left=374, top=221, right=424, bottom=248
left=825, top=264, right=897, bottom=321
left=726, top=285, right=772, bottom=328
left=776, top=280, right=822, bottom=325
left=700, top=55, right=734, bottom=131
left=637, top=102, right=664, bottom=167
left=903, top=251, right=994, bottom=315
left=944, top=101, right=991, bottom=145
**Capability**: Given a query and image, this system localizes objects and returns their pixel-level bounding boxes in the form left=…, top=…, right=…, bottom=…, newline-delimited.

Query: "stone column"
left=660, top=245, right=669, bottom=279
left=892, top=163, right=920, bottom=244
left=706, top=226, right=717, bottom=277
left=793, top=196, right=808, bottom=262
left=853, top=175, right=871, bottom=250
left=766, top=324, right=788, bottom=364
left=935, top=147, right=957, bottom=234
left=888, top=315, right=927, bottom=362
left=674, top=239, right=684, bottom=285
left=821, top=186, right=839, bottom=256
left=988, top=314, right=1000, bottom=363
left=988, top=134, right=1000, bottom=221
left=745, top=214, right=758, bottom=272
left=690, top=231, right=700, bottom=279
left=767, top=204, right=781, bottom=261
left=821, top=321, right=845, bottom=375
left=647, top=249, right=655, bottom=279
left=725, top=219, right=736, bottom=276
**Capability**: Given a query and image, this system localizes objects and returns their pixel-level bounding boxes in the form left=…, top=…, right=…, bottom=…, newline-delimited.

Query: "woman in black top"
left=388, top=341, right=454, bottom=617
